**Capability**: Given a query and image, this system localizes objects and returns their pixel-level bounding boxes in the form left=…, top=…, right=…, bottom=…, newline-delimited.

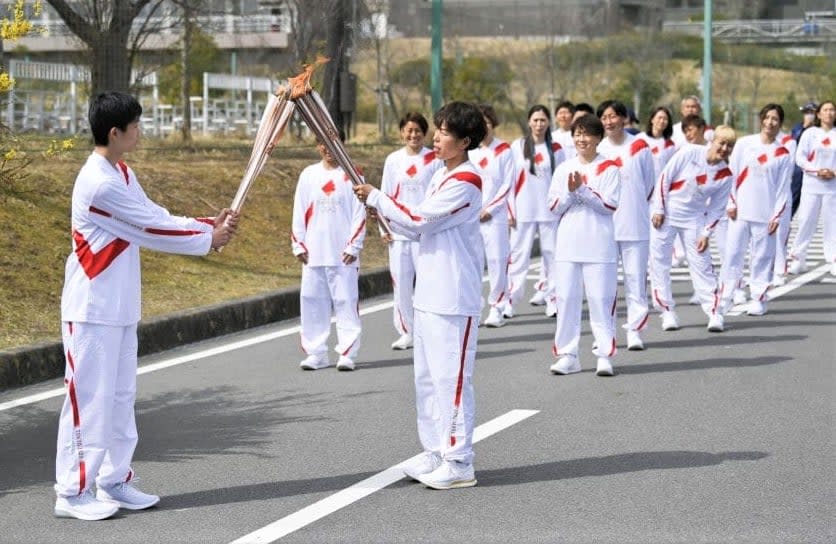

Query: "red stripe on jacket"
left=72, top=229, right=130, bottom=280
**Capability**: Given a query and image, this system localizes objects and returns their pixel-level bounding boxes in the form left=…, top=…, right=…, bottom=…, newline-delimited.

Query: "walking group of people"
left=53, top=91, right=834, bottom=520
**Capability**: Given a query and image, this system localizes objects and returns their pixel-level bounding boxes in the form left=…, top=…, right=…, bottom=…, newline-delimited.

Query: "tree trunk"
left=323, top=0, right=347, bottom=133
left=89, top=33, right=133, bottom=96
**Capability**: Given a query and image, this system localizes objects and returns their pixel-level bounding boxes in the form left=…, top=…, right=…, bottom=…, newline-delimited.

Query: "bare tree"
left=46, top=0, right=168, bottom=96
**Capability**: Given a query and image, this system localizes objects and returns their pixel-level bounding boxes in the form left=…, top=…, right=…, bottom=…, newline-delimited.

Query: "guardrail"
left=29, top=13, right=291, bottom=37
left=663, top=18, right=836, bottom=43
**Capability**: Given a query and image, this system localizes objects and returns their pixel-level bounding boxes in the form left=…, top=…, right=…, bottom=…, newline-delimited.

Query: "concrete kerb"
left=0, top=267, right=393, bottom=390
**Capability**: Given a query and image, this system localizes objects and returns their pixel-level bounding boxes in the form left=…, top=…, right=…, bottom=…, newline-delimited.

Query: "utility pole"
left=430, top=0, right=442, bottom=112
left=702, top=0, right=713, bottom=125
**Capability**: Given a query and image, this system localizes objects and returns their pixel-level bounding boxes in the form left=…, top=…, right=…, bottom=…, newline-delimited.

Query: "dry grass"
left=0, top=135, right=397, bottom=351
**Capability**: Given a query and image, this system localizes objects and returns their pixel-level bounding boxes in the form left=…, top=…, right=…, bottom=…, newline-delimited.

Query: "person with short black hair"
left=547, top=114, right=621, bottom=376
left=354, top=101, right=486, bottom=490
left=596, top=99, right=655, bottom=350
left=552, top=100, right=576, bottom=159
left=55, top=91, right=238, bottom=521
left=379, top=112, right=443, bottom=350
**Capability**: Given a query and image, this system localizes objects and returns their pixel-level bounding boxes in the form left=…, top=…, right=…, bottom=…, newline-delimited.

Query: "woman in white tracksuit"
left=719, top=104, right=792, bottom=317
left=787, top=100, right=836, bottom=277
left=649, top=126, right=737, bottom=333
left=355, top=101, right=486, bottom=491
left=596, top=100, right=656, bottom=351
left=380, top=112, right=443, bottom=349
left=505, top=105, right=565, bottom=318
left=291, top=136, right=367, bottom=371
left=470, top=103, right=514, bottom=328
left=547, top=114, right=621, bottom=377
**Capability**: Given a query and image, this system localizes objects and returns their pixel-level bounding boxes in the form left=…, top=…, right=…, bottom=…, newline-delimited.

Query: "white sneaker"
left=595, top=357, right=614, bottom=377
left=772, top=274, right=786, bottom=287
left=299, top=355, right=330, bottom=370
left=550, top=355, right=581, bottom=375
left=336, top=356, right=355, bottom=371
left=626, top=330, right=644, bottom=351
left=529, top=290, right=547, bottom=306
left=787, top=260, right=807, bottom=275
left=54, top=491, right=119, bottom=520
left=391, top=333, right=413, bottom=350
left=484, top=307, right=506, bottom=328
left=660, top=310, right=680, bottom=331
left=747, top=300, right=767, bottom=316
left=417, top=460, right=477, bottom=490
left=688, top=292, right=701, bottom=305
left=544, top=300, right=557, bottom=318
left=707, top=313, right=724, bottom=332
left=402, top=452, right=442, bottom=481
left=96, top=482, right=160, bottom=510
left=501, top=303, right=515, bottom=319
left=733, top=289, right=748, bottom=305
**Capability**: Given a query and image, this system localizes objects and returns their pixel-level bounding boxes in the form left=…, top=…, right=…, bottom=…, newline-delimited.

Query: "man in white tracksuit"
left=355, top=101, right=486, bottom=491
left=649, top=127, right=737, bottom=333
left=596, top=100, right=655, bottom=351
left=380, top=112, right=443, bottom=349
left=470, top=103, right=514, bottom=327
left=291, top=135, right=367, bottom=371
left=547, top=114, right=621, bottom=377
left=719, top=104, right=793, bottom=317
left=55, top=91, right=238, bottom=521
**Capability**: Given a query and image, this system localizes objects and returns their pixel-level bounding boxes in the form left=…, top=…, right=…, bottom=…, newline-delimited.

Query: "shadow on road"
left=618, top=355, right=792, bottom=375
left=477, top=450, right=769, bottom=487
left=0, top=386, right=326, bottom=498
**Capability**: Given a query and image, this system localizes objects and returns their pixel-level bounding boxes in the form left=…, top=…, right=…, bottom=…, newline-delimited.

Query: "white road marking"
left=228, top=409, right=539, bottom=544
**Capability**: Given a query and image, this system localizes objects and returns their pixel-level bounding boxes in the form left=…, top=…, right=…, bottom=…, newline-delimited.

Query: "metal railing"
left=28, top=13, right=291, bottom=38
left=663, top=18, right=836, bottom=43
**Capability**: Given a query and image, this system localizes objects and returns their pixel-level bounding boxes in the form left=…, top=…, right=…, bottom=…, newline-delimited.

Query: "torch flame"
left=288, top=55, right=330, bottom=99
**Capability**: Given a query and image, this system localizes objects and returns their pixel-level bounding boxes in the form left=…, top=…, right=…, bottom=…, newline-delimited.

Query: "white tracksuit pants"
left=714, top=217, right=729, bottom=263
left=507, top=221, right=558, bottom=308
left=774, top=204, right=792, bottom=278
left=720, top=219, right=776, bottom=305
left=413, top=310, right=478, bottom=464
left=790, top=192, right=836, bottom=266
left=617, top=240, right=650, bottom=331
left=553, top=261, right=618, bottom=360
left=300, top=266, right=361, bottom=359
left=480, top=219, right=510, bottom=308
left=55, top=321, right=139, bottom=497
left=388, top=240, right=419, bottom=335
left=650, top=223, right=719, bottom=317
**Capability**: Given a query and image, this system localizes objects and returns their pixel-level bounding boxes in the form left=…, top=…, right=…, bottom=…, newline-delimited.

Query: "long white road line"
left=228, top=409, right=540, bottom=544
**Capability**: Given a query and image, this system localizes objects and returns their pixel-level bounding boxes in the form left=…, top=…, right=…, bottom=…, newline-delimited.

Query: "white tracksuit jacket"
left=366, top=161, right=484, bottom=464
left=548, top=154, right=621, bottom=359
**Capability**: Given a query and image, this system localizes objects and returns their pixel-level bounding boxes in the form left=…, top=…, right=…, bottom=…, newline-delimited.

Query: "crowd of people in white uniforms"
left=292, top=96, right=834, bottom=489
left=52, top=93, right=834, bottom=521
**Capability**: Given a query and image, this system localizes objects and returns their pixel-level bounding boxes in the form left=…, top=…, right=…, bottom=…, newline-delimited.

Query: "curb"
left=0, top=267, right=393, bottom=390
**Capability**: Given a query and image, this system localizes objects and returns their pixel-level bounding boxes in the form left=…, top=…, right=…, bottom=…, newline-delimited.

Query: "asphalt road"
left=1, top=260, right=834, bottom=544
